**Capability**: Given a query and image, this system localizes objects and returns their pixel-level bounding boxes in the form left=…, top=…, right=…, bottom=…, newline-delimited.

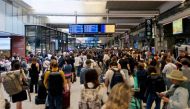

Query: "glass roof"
left=23, top=0, right=107, bottom=24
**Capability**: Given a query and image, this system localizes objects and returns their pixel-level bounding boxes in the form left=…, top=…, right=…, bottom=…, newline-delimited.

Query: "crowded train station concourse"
left=0, top=0, right=190, bottom=109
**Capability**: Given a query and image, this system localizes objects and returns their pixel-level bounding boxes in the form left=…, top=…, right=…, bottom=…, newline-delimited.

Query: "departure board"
left=101, top=24, right=115, bottom=33
left=69, top=25, right=83, bottom=33
left=69, top=24, right=115, bottom=34
left=84, top=25, right=98, bottom=33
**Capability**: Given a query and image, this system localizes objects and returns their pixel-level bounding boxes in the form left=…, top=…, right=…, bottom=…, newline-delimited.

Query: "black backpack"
left=110, top=69, right=124, bottom=89
left=150, top=75, right=166, bottom=93
left=48, top=71, right=63, bottom=96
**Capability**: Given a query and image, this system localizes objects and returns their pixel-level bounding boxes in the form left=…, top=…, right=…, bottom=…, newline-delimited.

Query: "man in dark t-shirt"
left=176, top=50, right=190, bottom=69
left=119, top=55, right=130, bottom=70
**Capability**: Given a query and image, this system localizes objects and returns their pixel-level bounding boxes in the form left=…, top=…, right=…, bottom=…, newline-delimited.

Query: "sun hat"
left=166, top=70, right=187, bottom=81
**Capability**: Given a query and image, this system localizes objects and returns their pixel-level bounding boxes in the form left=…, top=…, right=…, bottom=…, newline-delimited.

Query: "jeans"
left=48, top=94, right=62, bottom=109
left=146, top=92, right=161, bottom=109
left=77, top=66, right=82, bottom=77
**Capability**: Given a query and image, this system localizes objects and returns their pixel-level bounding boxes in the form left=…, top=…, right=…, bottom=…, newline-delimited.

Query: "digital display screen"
left=173, top=18, right=183, bottom=34
left=0, top=38, right=11, bottom=50
left=69, top=25, right=83, bottom=33
left=84, top=25, right=98, bottom=33
left=69, top=24, right=115, bottom=34
left=101, top=24, right=115, bottom=33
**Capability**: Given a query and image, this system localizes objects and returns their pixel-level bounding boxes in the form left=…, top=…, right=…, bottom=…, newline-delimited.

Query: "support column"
left=158, top=24, right=164, bottom=52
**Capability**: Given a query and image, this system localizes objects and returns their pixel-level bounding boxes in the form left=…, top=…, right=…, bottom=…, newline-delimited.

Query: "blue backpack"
left=110, top=69, right=124, bottom=89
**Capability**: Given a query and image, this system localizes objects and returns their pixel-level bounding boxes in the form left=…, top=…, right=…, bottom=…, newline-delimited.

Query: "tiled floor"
left=1, top=77, right=82, bottom=109
left=1, top=77, right=161, bottom=109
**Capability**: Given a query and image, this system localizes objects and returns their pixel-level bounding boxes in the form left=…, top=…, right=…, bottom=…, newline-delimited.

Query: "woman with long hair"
left=29, top=57, right=40, bottom=93
left=102, top=83, right=132, bottom=109
left=63, top=59, right=72, bottom=89
left=79, top=69, right=108, bottom=109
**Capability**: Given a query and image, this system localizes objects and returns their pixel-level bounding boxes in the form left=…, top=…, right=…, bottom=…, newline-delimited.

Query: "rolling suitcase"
left=63, top=91, right=70, bottom=109
left=35, top=96, right=46, bottom=104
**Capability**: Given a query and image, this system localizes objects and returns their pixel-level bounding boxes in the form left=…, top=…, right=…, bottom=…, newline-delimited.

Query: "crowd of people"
left=0, top=48, right=190, bottom=109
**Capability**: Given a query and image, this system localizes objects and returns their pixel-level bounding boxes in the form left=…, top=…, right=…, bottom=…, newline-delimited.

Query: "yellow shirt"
left=43, top=67, right=67, bottom=89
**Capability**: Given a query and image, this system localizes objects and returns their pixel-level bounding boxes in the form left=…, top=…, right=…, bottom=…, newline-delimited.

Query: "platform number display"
left=145, top=19, right=152, bottom=38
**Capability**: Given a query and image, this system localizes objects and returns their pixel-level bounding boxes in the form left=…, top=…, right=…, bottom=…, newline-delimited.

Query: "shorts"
left=12, top=90, right=27, bottom=103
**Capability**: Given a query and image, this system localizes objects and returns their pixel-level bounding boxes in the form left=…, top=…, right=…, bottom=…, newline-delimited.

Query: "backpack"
left=110, top=69, right=124, bottom=89
left=129, top=97, right=141, bottom=109
left=149, top=75, right=166, bottom=93
left=2, top=70, right=23, bottom=96
left=79, top=85, right=102, bottom=109
left=48, top=71, right=63, bottom=96
left=93, top=63, right=102, bottom=75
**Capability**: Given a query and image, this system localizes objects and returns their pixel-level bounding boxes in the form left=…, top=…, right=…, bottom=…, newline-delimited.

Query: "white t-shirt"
left=105, top=68, right=126, bottom=93
left=103, top=54, right=110, bottom=62
left=83, top=59, right=97, bottom=68
left=43, top=60, right=50, bottom=68
left=74, top=57, right=82, bottom=67
left=80, top=55, right=87, bottom=62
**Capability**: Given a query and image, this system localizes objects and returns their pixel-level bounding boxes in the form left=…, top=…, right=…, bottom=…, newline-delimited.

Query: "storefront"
left=0, top=32, right=25, bottom=58
left=163, top=16, right=190, bottom=56
left=25, top=25, right=68, bottom=55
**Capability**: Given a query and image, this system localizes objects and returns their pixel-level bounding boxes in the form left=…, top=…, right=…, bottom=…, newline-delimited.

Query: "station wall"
left=0, top=0, right=46, bottom=36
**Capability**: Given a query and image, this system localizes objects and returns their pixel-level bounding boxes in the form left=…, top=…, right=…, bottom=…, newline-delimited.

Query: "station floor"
left=2, top=78, right=159, bottom=109
left=3, top=77, right=81, bottom=109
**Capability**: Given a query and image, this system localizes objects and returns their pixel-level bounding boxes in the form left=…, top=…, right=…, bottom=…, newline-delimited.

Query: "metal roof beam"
left=32, top=12, right=159, bottom=17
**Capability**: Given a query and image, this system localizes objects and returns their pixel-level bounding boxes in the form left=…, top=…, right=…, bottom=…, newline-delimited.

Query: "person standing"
left=181, top=58, right=190, bottom=81
left=44, top=59, right=67, bottom=109
left=176, top=50, right=190, bottom=69
left=135, top=63, right=148, bottom=103
left=102, top=83, right=132, bottom=109
left=80, top=59, right=92, bottom=84
left=43, top=57, right=50, bottom=73
left=63, top=59, right=72, bottom=89
left=29, top=57, right=40, bottom=93
left=158, top=70, right=189, bottom=109
left=11, top=61, right=27, bottom=109
left=79, top=69, right=108, bottom=109
left=74, top=54, right=82, bottom=76
left=105, top=61, right=127, bottom=94
left=118, top=53, right=130, bottom=80
left=146, top=66, right=166, bottom=109
left=162, top=58, right=177, bottom=88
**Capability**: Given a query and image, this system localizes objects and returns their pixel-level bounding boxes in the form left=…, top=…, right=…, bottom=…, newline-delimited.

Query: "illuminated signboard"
left=84, top=25, right=98, bottom=33
left=173, top=18, right=183, bottom=34
left=69, top=24, right=115, bottom=34
left=69, top=25, right=83, bottom=33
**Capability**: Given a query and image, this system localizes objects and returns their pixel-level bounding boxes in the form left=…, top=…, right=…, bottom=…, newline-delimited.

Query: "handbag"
left=22, top=79, right=29, bottom=90
left=20, top=70, right=29, bottom=90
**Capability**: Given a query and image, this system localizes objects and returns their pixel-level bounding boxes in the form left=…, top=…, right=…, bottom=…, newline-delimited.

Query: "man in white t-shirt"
left=43, top=58, right=50, bottom=72
left=103, top=52, right=110, bottom=64
left=105, top=61, right=127, bottom=93
left=162, top=58, right=177, bottom=88
left=80, top=52, right=87, bottom=63
left=74, top=54, right=82, bottom=76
